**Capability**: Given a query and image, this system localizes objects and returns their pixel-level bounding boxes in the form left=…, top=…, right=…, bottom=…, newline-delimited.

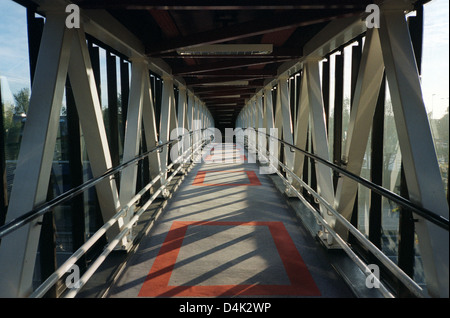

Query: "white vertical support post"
left=177, top=86, right=186, bottom=133
left=187, top=91, right=194, bottom=159
left=175, top=86, right=187, bottom=165
left=0, top=11, right=73, bottom=298
left=187, top=91, right=194, bottom=132
left=250, top=98, right=258, bottom=161
left=193, top=96, right=200, bottom=148
left=141, top=68, right=162, bottom=186
left=255, top=92, right=265, bottom=162
left=119, top=58, right=146, bottom=227
left=248, top=98, right=255, bottom=147
left=246, top=105, right=251, bottom=129
left=292, top=69, right=310, bottom=189
left=304, top=60, right=336, bottom=244
left=264, top=86, right=275, bottom=133
left=252, top=98, right=257, bottom=129
left=334, top=27, right=385, bottom=238
left=264, top=86, right=277, bottom=173
left=198, top=102, right=203, bottom=131
left=243, top=106, right=248, bottom=129
left=279, top=75, right=295, bottom=189
left=201, top=102, right=206, bottom=130
left=379, top=8, right=449, bottom=297
left=159, top=75, right=177, bottom=187
left=274, top=85, right=284, bottom=169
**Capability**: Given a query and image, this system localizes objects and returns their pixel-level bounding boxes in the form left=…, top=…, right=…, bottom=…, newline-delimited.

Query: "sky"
left=421, top=0, right=449, bottom=118
left=0, top=0, right=31, bottom=103
left=0, top=0, right=449, bottom=118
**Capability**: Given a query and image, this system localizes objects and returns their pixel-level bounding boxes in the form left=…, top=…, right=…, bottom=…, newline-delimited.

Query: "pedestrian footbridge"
left=0, top=0, right=448, bottom=300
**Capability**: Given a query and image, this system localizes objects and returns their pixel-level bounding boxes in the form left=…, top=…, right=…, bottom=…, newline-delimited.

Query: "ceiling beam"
left=199, top=93, right=253, bottom=99
left=194, top=86, right=257, bottom=94
left=173, top=58, right=289, bottom=75
left=74, top=0, right=371, bottom=10
left=185, top=77, right=265, bottom=86
left=145, top=9, right=363, bottom=55
left=202, top=94, right=251, bottom=100
left=180, top=69, right=276, bottom=78
left=153, top=47, right=302, bottom=59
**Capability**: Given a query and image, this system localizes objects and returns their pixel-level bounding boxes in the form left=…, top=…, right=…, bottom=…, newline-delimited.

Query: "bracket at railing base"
left=172, top=163, right=186, bottom=176
left=113, top=238, right=134, bottom=253
left=160, top=188, right=170, bottom=199
left=317, top=230, right=342, bottom=249
left=284, top=185, right=298, bottom=198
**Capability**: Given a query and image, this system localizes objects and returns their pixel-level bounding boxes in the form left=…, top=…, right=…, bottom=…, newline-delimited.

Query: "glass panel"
left=381, top=84, right=401, bottom=264
left=358, top=130, right=371, bottom=237
left=342, top=43, right=356, bottom=152
left=422, top=0, right=449, bottom=196
left=0, top=1, right=31, bottom=198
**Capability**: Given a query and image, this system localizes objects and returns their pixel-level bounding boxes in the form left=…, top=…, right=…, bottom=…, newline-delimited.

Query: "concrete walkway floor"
left=107, top=143, right=354, bottom=298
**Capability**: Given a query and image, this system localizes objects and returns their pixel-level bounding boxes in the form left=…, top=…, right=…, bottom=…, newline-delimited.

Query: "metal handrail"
left=30, top=136, right=209, bottom=298
left=251, top=144, right=424, bottom=298
left=248, top=128, right=449, bottom=231
left=0, top=129, right=205, bottom=239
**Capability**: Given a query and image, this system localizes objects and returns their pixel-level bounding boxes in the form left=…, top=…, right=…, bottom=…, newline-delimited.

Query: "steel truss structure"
left=237, top=3, right=448, bottom=298
left=0, top=2, right=212, bottom=297
left=0, top=0, right=448, bottom=298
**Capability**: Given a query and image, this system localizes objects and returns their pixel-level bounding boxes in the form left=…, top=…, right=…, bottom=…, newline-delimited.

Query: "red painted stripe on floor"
left=192, top=170, right=261, bottom=186
left=192, top=171, right=206, bottom=185
left=138, top=221, right=321, bottom=297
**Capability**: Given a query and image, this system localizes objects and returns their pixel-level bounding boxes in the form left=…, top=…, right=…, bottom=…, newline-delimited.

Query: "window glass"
left=0, top=1, right=31, bottom=197
left=381, top=85, right=401, bottom=263
left=422, top=0, right=449, bottom=196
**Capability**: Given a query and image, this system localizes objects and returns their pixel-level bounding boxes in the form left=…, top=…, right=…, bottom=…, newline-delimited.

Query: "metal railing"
left=244, top=129, right=449, bottom=298
left=0, top=129, right=211, bottom=298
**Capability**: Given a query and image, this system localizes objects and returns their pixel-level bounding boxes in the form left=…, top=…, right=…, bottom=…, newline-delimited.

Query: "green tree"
left=13, top=87, right=30, bottom=114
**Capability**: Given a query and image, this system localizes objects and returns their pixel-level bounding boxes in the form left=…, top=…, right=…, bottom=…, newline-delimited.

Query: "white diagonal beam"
left=334, top=27, right=385, bottom=238
left=69, top=27, right=123, bottom=240
left=119, top=59, right=146, bottom=225
left=279, top=76, right=295, bottom=186
left=0, top=12, right=73, bottom=297
left=142, top=69, right=163, bottom=183
left=159, top=76, right=178, bottom=182
left=304, top=60, right=336, bottom=237
left=379, top=8, right=449, bottom=297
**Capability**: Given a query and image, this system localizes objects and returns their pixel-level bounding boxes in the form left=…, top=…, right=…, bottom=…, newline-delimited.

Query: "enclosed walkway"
left=0, top=0, right=448, bottom=300
left=107, top=143, right=353, bottom=298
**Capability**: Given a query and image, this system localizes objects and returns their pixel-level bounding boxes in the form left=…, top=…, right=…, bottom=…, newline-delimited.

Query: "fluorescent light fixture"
left=213, top=95, right=241, bottom=98
left=201, top=80, right=249, bottom=86
left=177, top=44, right=273, bottom=56
left=210, top=103, right=236, bottom=107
